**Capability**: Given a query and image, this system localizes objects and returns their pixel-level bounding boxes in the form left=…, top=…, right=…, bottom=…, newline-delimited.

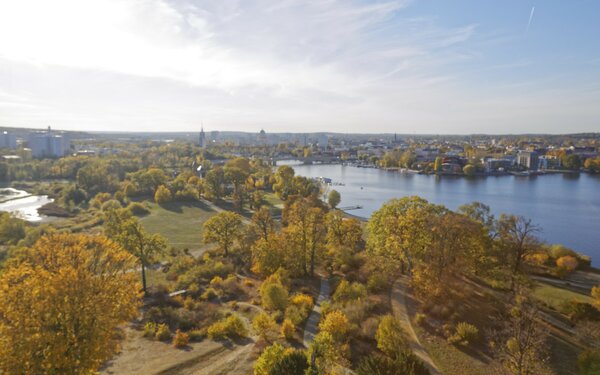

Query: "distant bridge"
left=338, top=205, right=363, bottom=211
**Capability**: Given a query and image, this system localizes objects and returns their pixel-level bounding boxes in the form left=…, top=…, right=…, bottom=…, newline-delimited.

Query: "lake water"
left=292, top=164, right=600, bottom=265
left=0, top=188, right=53, bottom=222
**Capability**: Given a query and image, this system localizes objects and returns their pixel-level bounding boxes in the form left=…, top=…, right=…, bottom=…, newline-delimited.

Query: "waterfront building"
left=517, top=150, right=540, bottom=170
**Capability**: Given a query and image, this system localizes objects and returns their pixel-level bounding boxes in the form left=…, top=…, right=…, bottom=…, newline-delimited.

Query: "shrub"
left=367, top=273, right=390, bottom=293
left=127, top=202, right=150, bottom=216
left=376, top=315, right=407, bottom=356
left=577, top=349, right=600, bottom=375
left=254, top=343, right=285, bottom=375
left=207, top=314, right=248, bottom=340
left=270, top=349, right=309, bottom=375
left=243, top=279, right=254, bottom=287
left=359, top=316, right=380, bottom=340
left=172, top=329, right=190, bottom=348
left=210, top=276, right=223, bottom=286
left=154, top=185, right=172, bottom=204
left=357, top=352, right=430, bottom=375
left=285, top=305, right=308, bottom=325
left=201, top=287, right=219, bottom=301
left=261, top=282, right=288, bottom=311
left=188, top=329, right=206, bottom=342
left=252, top=312, right=276, bottom=340
left=290, top=293, right=314, bottom=311
left=448, top=322, right=479, bottom=346
left=415, top=313, right=427, bottom=326
left=281, top=318, right=295, bottom=340
left=319, top=310, right=350, bottom=342
left=556, top=255, right=578, bottom=278
left=155, top=323, right=172, bottom=341
left=143, top=322, right=157, bottom=338
left=333, top=280, right=367, bottom=304
left=563, top=302, right=600, bottom=322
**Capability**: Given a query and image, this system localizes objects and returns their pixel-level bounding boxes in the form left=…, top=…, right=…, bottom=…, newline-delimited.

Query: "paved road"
left=391, top=276, right=441, bottom=375
left=303, top=278, right=330, bottom=347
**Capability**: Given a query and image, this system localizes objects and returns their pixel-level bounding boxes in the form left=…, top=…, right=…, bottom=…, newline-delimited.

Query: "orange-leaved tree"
left=0, top=233, right=141, bottom=374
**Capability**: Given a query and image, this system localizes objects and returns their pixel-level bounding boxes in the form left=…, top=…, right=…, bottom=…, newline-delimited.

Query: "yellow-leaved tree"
left=0, top=233, right=141, bottom=374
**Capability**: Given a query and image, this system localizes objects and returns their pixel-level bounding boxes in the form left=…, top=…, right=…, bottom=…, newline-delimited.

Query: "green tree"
left=204, top=167, right=225, bottom=200
left=376, top=315, right=407, bottom=357
left=561, top=154, right=581, bottom=170
left=202, top=211, right=243, bottom=256
left=270, top=349, right=309, bottom=375
left=327, top=189, right=341, bottom=209
left=273, top=165, right=295, bottom=200
left=104, top=208, right=166, bottom=293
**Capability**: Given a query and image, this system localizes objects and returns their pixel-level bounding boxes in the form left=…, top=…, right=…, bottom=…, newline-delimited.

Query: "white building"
left=0, top=131, right=17, bottom=149
left=28, top=127, right=70, bottom=158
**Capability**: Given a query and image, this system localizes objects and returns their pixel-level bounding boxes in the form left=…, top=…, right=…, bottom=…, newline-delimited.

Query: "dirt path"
left=391, top=276, right=441, bottom=375
left=303, top=277, right=330, bottom=347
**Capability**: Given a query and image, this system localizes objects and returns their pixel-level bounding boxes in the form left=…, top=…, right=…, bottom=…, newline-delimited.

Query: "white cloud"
left=0, top=0, right=598, bottom=133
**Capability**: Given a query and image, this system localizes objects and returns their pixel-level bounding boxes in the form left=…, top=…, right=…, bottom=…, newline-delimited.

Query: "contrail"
left=526, top=6, right=535, bottom=33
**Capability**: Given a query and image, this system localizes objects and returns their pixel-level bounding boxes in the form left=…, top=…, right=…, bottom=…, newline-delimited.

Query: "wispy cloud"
left=0, top=0, right=598, bottom=133
left=526, top=6, right=535, bottom=34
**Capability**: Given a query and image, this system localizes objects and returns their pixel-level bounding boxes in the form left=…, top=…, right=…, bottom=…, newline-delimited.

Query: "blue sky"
left=0, top=0, right=599, bottom=134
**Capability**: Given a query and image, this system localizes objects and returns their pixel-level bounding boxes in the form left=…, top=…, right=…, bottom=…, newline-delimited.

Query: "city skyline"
left=1, top=0, right=600, bottom=134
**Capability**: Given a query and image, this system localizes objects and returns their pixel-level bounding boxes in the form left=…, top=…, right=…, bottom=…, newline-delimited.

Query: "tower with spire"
left=199, top=125, right=206, bottom=148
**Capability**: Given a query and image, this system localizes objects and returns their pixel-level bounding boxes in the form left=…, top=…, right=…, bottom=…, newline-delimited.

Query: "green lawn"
left=140, top=201, right=217, bottom=253
left=532, top=281, right=593, bottom=311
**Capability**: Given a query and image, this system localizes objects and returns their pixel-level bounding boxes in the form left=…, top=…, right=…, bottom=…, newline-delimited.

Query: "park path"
left=303, top=277, right=330, bottom=347
left=391, top=275, right=441, bottom=375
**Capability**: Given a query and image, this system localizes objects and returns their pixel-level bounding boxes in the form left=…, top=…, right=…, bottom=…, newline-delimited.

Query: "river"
left=0, top=188, right=53, bottom=222
left=291, top=164, right=600, bottom=265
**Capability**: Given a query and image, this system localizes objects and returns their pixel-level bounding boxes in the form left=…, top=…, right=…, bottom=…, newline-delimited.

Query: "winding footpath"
left=392, top=275, right=441, bottom=375
left=303, top=278, right=330, bottom=347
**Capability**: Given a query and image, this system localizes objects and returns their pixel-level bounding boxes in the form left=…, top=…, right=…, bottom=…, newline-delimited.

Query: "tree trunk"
left=141, top=263, right=147, bottom=294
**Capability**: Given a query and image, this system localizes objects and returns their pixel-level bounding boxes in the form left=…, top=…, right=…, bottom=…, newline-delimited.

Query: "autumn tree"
left=493, top=296, right=551, bottom=375
left=104, top=208, right=166, bottom=293
left=285, top=199, right=326, bottom=276
left=326, top=210, right=363, bottom=269
left=202, top=211, right=243, bottom=256
left=0, top=233, right=141, bottom=374
left=252, top=233, right=288, bottom=277
left=224, top=166, right=249, bottom=210
left=204, top=167, right=225, bottom=201
left=273, top=165, right=295, bottom=200
left=251, top=206, right=275, bottom=241
left=327, top=189, right=341, bottom=209
left=497, top=215, right=541, bottom=291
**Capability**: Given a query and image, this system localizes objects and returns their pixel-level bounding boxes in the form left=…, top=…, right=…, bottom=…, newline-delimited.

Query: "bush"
left=367, top=273, right=390, bottom=293
left=357, top=352, right=430, bottom=375
left=448, top=322, right=479, bottom=346
left=261, top=282, right=288, bottom=311
left=578, top=349, right=600, bottom=375
left=319, top=310, right=350, bottom=342
left=143, top=322, right=157, bottom=338
left=127, top=202, right=150, bottom=216
left=252, top=312, right=276, bottom=340
left=359, top=316, right=380, bottom=340
left=254, top=343, right=285, bottom=375
left=172, top=329, right=190, bottom=348
left=556, top=255, right=578, bottom=278
left=290, top=293, right=314, bottom=311
left=563, top=302, right=600, bottom=322
left=281, top=318, right=295, bottom=340
left=201, top=287, right=219, bottom=301
left=154, top=185, right=172, bottom=204
left=376, top=315, right=407, bottom=356
left=333, top=280, right=367, bottom=304
left=285, top=305, right=308, bottom=325
left=207, top=314, right=248, bottom=340
left=270, top=349, right=309, bottom=375
left=415, top=313, right=427, bottom=326
left=155, top=323, right=172, bottom=341
left=188, top=329, right=206, bottom=342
